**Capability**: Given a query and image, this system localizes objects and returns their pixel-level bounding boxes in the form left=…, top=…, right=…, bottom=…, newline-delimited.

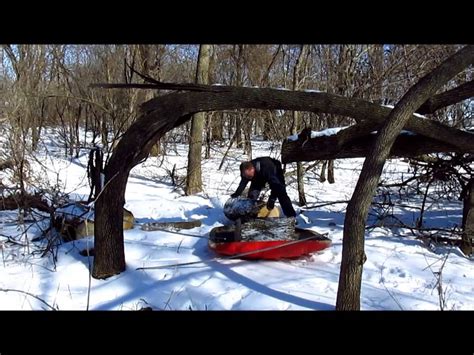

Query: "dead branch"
left=0, top=288, right=57, bottom=310
left=302, top=200, right=350, bottom=210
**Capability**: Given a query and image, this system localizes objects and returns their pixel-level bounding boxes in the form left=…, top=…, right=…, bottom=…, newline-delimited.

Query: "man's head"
left=240, top=161, right=255, bottom=179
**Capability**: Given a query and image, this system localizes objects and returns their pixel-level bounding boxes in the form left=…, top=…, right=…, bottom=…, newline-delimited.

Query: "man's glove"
left=230, top=193, right=239, bottom=198
left=266, top=199, right=275, bottom=210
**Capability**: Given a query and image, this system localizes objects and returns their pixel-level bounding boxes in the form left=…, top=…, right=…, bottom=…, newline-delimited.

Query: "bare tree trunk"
left=327, top=159, right=335, bottom=184
left=138, top=45, right=163, bottom=157
left=92, top=172, right=127, bottom=279
left=320, top=161, right=327, bottom=182
left=243, top=117, right=253, bottom=158
left=296, top=163, right=306, bottom=205
left=211, top=111, right=223, bottom=142
left=336, top=45, right=474, bottom=310
left=234, top=45, right=244, bottom=149
left=263, top=111, right=272, bottom=141
left=292, top=45, right=309, bottom=206
left=235, top=113, right=243, bottom=148
left=204, top=114, right=211, bottom=159
left=325, top=45, right=354, bottom=185
left=368, top=44, right=385, bottom=105
left=186, top=44, right=211, bottom=195
left=461, top=179, right=474, bottom=256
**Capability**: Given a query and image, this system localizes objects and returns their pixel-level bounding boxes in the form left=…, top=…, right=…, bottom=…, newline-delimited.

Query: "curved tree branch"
left=336, top=45, right=474, bottom=310
left=92, top=82, right=474, bottom=154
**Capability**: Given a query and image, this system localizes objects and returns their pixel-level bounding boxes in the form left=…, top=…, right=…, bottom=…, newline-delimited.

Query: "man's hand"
left=266, top=199, right=275, bottom=210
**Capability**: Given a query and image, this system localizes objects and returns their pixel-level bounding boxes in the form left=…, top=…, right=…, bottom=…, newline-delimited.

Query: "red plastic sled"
left=208, top=226, right=331, bottom=260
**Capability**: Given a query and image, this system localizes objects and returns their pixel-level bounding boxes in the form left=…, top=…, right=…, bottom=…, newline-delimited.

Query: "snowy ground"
left=0, top=133, right=472, bottom=310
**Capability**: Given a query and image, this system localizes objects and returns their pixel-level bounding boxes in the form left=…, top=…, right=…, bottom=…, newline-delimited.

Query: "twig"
left=177, top=239, right=184, bottom=254
left=302, top=200, right=350, bottom=210
left=417, top=177, right=434, bottom=228
left=164, top=290, right=175, bottom=310
left=378, top=254, right=404, bottom=310
left=86, top=237, right=92, bottom=311
left=0, top=288, right=57, bottom=310
left=435, top=253, right=450, bottom=310
left=1, top=242, right=5, bottom=268
left=137, top=226, right=208, bottom=239
left=379, top=174, right=424, bottom=188
left=423, top=251, right=451, bottom=310
left=53, top=283, right=61, bottom=310
left=381, top=283, right=404, bottom=310
left=366, top=214, right=462, bottom=239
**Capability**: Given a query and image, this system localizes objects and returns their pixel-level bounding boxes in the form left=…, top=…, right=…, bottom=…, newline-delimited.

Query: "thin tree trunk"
left=138, top=45, right=162, bottom=157
left=328, top=159, right=335, bottom=184
left=292, top=45, right=309, bottom=206
left=211, top=111, right=224, bottom=141
left=369, top=44, right=385, bottom=105
left=296, top=163, right=306, bottom=205
left=461, top=179, right=474, bottom=256
left=234, top=45, right=244, bottom=149
left=235, top=113, right=243, bottom=148
left=205, top=114, right=211, bottom=159
left=186, top=44, right=211, bottom=195
left=320, top=161, right=327, bottom=182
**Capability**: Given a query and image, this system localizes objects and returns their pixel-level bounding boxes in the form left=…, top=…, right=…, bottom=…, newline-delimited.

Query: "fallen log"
left=0, top=193, right=52, bottom=213
left=140, top=220, right=202, bottom=231
left=281, top=130, right=461, bottom=163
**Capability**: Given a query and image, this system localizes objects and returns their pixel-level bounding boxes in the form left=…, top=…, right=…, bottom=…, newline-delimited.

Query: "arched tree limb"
left=92, top=82, right=474, bottom=155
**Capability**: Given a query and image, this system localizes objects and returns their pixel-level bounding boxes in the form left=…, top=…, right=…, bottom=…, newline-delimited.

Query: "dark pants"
left=247, top=172, right=296, bottom=218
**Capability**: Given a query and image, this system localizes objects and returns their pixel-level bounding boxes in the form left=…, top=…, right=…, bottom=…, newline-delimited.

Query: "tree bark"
left=335, top=45, right=474, bottom=310
left=292, top=45, right=309, bottom=206
left=320, top=161, right=327, bottom=182
left=138, top=45, right=161, bottom=157
left=368, top=45, right=385, bottom=105
left=461, top=179, right=474, bottom=256
left=327, top=159, right=335, bottom=184
left=185, top=44, right=211, bottom=195
left=92, top=172, right=127, bottom=279
left=234, top=45, right=245, bottom=149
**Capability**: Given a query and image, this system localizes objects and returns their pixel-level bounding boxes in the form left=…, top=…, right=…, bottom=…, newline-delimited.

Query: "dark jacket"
left=233, top=157, right=285, bottom=198
left=232, top=157, right=296, bottom=217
